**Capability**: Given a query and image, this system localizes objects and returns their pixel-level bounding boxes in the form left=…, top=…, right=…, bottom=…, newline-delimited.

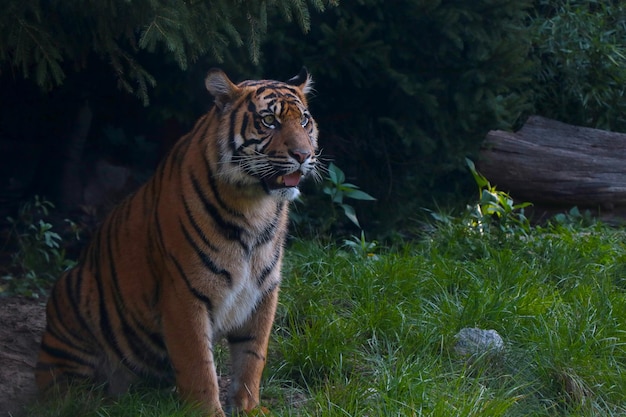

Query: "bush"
left=531, top=0, right=626, bottom=132
left=1, top=196, right=79, bottom=298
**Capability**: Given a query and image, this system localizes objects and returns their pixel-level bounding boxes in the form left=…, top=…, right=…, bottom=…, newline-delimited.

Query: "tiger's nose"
left=290, top=149, right=311, bottom=163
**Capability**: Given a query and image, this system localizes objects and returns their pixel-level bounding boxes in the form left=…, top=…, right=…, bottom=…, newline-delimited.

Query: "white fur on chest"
left=211, top=263, right=262, bottom=335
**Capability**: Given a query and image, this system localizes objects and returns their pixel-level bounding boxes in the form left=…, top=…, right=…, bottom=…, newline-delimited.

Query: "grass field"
left=28, top=213, right=626, bottom=416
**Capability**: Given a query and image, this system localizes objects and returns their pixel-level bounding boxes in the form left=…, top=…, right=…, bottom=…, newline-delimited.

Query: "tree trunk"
left=478, top=116, right=626, bottom=210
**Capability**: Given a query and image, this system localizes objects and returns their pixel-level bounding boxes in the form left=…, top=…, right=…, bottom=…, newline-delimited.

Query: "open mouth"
left=264, top=171, right=303, bottom=190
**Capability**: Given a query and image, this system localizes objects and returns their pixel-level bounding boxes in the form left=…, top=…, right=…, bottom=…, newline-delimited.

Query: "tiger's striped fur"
left=35, top=69, right=319, bottom=416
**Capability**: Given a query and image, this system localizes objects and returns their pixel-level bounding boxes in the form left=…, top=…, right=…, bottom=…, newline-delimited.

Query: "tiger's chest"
left=206, top=241, right=282, bottom=336
left=212, top=264, right=262, bottom=334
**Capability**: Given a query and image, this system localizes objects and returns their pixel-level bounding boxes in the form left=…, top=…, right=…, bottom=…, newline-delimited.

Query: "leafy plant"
left=323, top=162, right=376, bottom=228
left=531, top=0, right=626, bottom=131
left=552, top=206, right=596, bottom=229
left=464, top=158, right=532, bottom=235
left=1, top=196, right=79, bottom=298
left=343, top=230, right=379, bottom=260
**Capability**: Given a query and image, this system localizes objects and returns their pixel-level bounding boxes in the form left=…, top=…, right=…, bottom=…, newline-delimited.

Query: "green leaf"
left=327, top=162, right=345, bottom=185
left=332, top=193, right=344, bottom=204
left=466, top=158, right=490, bottom=189
left=480, top=190, right=499, bottom=205
left=344, top=189, right=376, bottom=201
left=340, top=204, right=360, bottom=227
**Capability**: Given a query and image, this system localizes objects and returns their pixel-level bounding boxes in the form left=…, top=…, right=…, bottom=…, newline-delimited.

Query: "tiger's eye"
left=261, top=114, right=276, bottom=128
left=300, top=114, right=309, bottom=127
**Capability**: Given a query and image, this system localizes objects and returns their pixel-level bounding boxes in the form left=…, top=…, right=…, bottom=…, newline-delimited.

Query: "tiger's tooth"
left=276, top=176, right=284, bottom=184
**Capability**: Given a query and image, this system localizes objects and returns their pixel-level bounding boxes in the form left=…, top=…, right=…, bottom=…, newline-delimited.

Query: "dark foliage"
left=531, top=0, right=626, bottom=131
left=3, top=0, right=626, bottom=236
left=261, top=0, right=535, bottom=233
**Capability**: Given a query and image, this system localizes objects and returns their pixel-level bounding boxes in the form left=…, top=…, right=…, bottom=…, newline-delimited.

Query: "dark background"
left=2, top=0, right=625, bottom=237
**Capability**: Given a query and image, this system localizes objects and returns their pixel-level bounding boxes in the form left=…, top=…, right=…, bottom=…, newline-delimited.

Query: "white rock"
left=454, top=328, right=504, bottom=358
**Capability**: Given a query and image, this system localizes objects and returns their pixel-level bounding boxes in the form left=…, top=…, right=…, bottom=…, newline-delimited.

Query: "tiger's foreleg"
left=226, top=287, right=279, bottom=413
left=161, top=296, right=224, bottom=417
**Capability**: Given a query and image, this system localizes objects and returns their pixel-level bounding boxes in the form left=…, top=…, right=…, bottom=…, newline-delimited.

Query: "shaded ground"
left=0, top=296, right=46, bottom=417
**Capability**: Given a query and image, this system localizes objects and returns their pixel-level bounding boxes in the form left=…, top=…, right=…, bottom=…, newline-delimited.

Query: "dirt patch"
left=0, top=296, right=46, bottom=416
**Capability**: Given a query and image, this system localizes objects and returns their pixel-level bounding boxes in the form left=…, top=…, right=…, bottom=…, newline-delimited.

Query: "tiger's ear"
left=205, top=69, right=240, bottom=109
left=287, top=67, right=314, bottom=95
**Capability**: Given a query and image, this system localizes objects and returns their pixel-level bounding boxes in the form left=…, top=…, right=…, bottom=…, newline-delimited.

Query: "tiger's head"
left=205, top=68, right=319, bottom=201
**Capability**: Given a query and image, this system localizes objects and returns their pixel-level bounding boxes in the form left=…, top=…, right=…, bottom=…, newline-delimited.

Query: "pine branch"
left=246, top=2, right=268, bottom=64
left=14, top=19, right=64, bottom=88
left=0, top=0, right=338, bottom=100
left=139, top=7, right=188, bottom=68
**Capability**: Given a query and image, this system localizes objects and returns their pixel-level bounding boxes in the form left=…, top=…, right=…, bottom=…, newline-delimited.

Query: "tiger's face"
left=206, top=69, right=319, bottom=201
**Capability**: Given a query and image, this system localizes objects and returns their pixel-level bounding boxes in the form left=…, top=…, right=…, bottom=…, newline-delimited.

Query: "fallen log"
left=478, top=116, right=626, bottom=212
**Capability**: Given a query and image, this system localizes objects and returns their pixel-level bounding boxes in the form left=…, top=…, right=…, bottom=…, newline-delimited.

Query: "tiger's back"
left=36, top=68, right=318, bottom=416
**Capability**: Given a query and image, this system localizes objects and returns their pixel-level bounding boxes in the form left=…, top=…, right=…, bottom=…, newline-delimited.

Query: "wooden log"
left=478, top=116, right=626, bottom=209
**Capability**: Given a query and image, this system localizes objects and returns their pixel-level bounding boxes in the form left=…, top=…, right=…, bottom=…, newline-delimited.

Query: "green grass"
left=26, top=220, right=626, bottom=416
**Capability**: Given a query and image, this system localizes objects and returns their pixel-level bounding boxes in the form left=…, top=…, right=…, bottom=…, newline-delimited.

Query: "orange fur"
left=35, top=69, right=318, bottom=415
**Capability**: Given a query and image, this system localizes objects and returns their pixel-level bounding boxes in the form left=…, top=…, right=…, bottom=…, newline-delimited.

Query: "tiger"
left=35, top=68, right=319, bottom=416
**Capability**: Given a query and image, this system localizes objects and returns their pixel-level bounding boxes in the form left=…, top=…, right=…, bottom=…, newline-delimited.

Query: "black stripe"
left=170, top=254, right=213, bottom=313
left=258, top=137, right=275, bottom=155
left=240, top=136, right=269, bottom=148
left=182, top=195, right=219, bottom=252
left=139, top=255, right=168, bottom=357
left=252, top=114, right=264, bottom=132
left=39, top=341, right=94, bottom=368
left=247, top=99, right=257, bottom=113
left=253, top=205, right=283, bottom=248
left=256, top=249, right=281, bottom=287
left=203, top=157, right=245, bottom=219
left=152, top=203, right=168, bottom=257
left=92, top=221, right=129, bottom=366
left=145, top=230, right=163, bottom=308
left=190, top=171, right=248, bottom=250
left=266, top=99, right=278, bottom=113
left=180, top=220, right=232, bottom=286
left=240, top=112, right=249, bottom=140
left=43, top=317, right=92, bottom=358
left=69, top=267, right=97, bottom=343
left=104, top=218, right=165, bottom=368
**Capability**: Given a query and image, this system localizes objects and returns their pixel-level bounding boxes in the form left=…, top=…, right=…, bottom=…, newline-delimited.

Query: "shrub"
left=1, top=196, right=79, bottom=298
left=531, top=0, right=626, bottom=131
left=290, top=163, right=376, bottom=237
